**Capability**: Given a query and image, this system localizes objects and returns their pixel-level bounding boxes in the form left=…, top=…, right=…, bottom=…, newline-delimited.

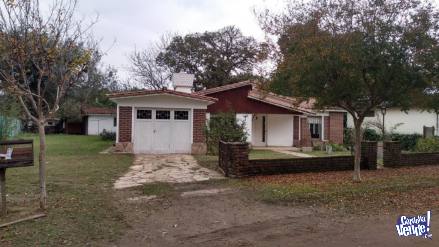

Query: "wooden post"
left=0, top=168, right=6, bottom=216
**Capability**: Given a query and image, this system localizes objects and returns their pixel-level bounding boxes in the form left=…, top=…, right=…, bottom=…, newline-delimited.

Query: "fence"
left=383, top=141, right=439, bottom=167
left=0, top=116, right=21, bottom=138
left=219, top=141, right=377, bottom=178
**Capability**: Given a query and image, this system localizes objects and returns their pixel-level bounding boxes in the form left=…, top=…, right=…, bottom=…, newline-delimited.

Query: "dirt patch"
left=113, top=180, right=439, bottom=247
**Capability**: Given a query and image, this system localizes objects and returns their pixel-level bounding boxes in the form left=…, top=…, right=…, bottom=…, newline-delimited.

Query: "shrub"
left=329, top=143, right=346, bottom=152
left=343, top=128, right=353, bottom=148
left=100, top=129, right=116, bottom=141
left=415, top=137, right=439, bottom=152
left=390, top=133, right=422, bottom=151
left=205, top=112, right=247, bottom=155
left=363, top=128, right=381, bottom=141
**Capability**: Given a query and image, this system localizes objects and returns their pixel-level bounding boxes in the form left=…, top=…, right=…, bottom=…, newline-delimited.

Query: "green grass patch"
left=0, top=134, right=133, bottom=247
left=306, top=150, right=352, bottom=157
left=249, top=149, right=297, bottom=160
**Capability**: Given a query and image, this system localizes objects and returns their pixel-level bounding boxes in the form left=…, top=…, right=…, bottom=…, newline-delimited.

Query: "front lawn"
left=238, top=166, right=439, bottom=214
left=0, top=134, right=133, bottom=247
left=306, top=150, right=352, bottom=157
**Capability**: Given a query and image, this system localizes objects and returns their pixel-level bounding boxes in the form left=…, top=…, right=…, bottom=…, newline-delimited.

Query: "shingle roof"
left=195, top=80, right=254, bottom=95
left=107, top=89, right=217, bottom=102
left=82, top=106, right=116, bottom=115
left=248, top=89, right=316, bottom=115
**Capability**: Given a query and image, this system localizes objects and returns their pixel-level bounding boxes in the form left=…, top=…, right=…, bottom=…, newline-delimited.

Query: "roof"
left=195, top=80, right=254, bottom=95
left=82, top=106, right=116, bottom=115
left=198, top=80, right=345, bottom=113
left=107, top=89, right=218, bottom=103
left=248, top=90, right=316, bottom=115
left=172, top=73, right=195, bottom=87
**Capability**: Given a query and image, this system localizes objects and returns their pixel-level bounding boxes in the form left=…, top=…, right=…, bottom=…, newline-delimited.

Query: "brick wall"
left=118, top=106, right=132, bottom=142
left=219, top=141, right=377, bottom=177
left=300, top=118, right=312, bottom=147
left=361, top=141, right=377, bottom=170
left=384, top=141, right=439, bottom=167
left=193, top=109, right=206, bottom=143
left=329, top=112, right=344, bottom=144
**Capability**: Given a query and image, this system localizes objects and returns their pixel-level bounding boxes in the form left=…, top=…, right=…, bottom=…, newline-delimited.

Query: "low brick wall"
left=219, top=141, right=377, bottom=177
left=383, top=141, right=439, bottom=167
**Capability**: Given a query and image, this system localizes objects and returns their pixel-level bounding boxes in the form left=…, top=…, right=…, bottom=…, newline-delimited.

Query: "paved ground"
left=114, top=154, right=224, bottom=189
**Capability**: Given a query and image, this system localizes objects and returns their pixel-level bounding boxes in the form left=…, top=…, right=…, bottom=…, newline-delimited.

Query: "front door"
left=252, top=114, right=267, bottom=146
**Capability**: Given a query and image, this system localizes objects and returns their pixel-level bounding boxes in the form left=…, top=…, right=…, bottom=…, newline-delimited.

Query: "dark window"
left=262, top=116, right=266, bottom=142
left=113, top=117, right=117, bottom=127
left=137, top=110, right=152, bottom=119
left=174, top=111, right=189, bottom=120
left=365, top=110, right=375, bottom=117
left=310, top=123, right=321, bottom=139
left=156, top=110, right=170, bottom=120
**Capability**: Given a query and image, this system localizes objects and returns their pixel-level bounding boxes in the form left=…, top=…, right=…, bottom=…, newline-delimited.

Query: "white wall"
left=347, top=108, right=437, bottom=134
left=236, top=113, right=252, bottom=143
left=267, top=114, right=294, bottom=146
left=87, top=115, right=116, bottom=135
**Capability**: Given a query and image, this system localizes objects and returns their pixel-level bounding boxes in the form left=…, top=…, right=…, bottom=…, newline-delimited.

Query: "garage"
left=133, top=108, right=192, bottom=154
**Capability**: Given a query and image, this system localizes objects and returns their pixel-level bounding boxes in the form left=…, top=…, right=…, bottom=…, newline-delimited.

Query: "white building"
left=82, top=107, right=117, bottom=135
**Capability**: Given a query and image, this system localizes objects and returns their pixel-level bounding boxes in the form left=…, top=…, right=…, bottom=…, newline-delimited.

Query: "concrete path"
left=114, top=154, right=223, bottom=189
left=274, top=149, right=315, bottom=158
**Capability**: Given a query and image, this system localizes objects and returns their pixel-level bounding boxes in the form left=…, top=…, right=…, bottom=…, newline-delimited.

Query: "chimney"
left=172, top=72, right=194, bottom=93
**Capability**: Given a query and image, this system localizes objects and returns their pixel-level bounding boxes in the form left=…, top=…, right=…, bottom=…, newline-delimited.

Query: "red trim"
left=108, top=89, right=217, bottom=102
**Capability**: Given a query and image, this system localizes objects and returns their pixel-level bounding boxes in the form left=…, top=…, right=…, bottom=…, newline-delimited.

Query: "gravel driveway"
left=114, top=154, right=223, bottom=189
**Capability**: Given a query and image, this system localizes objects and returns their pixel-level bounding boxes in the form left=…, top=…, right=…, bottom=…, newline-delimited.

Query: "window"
left=174, top=111, right=189, bottom=120
left=113, top=117, right=117, bottom=127
left=308, top=117, right=322, bottom=139
left=156, top=110, right=170, bottom=120
left=137, top=110, right=152, bottom=119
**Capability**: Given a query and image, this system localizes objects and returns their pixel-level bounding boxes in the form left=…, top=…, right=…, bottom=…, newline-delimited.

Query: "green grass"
left=306, top=150, right=352, bottom=157
left=143, top=182, right=174, bottom=197
left=0, top=134, right=133, bottom=247
left=249, top=149, right=297, bottom=160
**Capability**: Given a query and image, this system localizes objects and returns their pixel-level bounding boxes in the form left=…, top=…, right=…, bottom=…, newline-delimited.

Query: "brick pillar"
left=225, top=142, right=249, bottom=178
left=192, top=109, right=207, bottom=154
left=324, top=116, right=330, bottom=140
left=361, top=141, right=377, bottom=170
left=115, top=106, right=133, bottom=153
left=383, top=141, right=401, bottom=167
left=329, top=112, right=344, bottom=144
left=293, top=116, right=300, bottom=147
left=300, top=118, right=312, bottom=147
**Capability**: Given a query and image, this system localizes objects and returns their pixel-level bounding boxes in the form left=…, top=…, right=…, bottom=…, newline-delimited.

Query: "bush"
left=363, top=128, right=381, bottom=141
left=390, top=133, right=422, bottom=151
left=415, top=137, right=439, bottom=152
left=343, top=128, right=353, bottom=148
left=205, top=112, right=247, bottom=155
left=100, top=129, right=116, bottom=141
left=329, top=143, right=346, bottom=152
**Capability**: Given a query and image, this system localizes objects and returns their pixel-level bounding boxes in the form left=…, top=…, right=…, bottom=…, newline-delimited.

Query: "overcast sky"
left=70, top=0, right=287, bottom=81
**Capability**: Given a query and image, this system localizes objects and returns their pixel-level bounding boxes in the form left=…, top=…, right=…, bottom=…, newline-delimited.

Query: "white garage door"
left=133, top=108, right=191, bottom=154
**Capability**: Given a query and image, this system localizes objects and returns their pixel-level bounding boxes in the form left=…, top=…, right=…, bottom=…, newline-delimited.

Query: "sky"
left=69, top=0, right=287, bottom=81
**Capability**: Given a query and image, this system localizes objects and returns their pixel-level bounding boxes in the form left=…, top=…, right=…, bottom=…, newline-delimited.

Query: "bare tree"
left=129, top=34, right=173, bottom=89
left=0, top=0, right=97, bottom=209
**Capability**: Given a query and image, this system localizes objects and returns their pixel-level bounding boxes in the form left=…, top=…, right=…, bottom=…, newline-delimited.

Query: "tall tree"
left=0, top=0, right=97, bottom=209
left=259, top=0, right=439, bottom=181
left=157, top=26, right=261, bottom=89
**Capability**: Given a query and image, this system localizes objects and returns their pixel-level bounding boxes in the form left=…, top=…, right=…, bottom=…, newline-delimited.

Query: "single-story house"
left=82, top=106, right=117, bottom=135
left=347, top=108, right=439, bottom=135
left=109, top=73, right=346, bottom=154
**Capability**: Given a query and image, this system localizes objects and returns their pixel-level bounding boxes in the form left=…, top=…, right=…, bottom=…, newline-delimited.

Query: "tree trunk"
left=37, top=123, right=47, bottom=210
left=353, top=119, right=363, bottom=182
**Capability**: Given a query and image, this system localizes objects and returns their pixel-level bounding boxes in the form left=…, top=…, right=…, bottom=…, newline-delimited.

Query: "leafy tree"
left=0, top=0, right=97, bottom=209
left=157, top=26, right=261, bottom=89
left=259, top=0, right=439, bottom=181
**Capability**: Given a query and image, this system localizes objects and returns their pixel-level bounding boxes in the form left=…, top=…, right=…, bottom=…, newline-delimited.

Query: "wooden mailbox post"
left=0, top=140, right=34, bottom=216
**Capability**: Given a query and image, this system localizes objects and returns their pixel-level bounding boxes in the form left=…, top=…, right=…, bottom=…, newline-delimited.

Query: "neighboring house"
left=82, top=107, right=117, bottom=135
left=347, top=108, right=439, bottom=135
left=110, top=73, right=346, bottom=154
